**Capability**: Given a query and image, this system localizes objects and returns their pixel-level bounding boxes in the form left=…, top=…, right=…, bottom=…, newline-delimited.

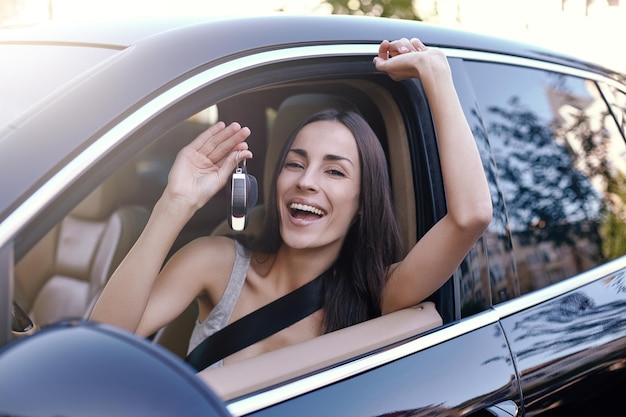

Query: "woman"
left=90, top=38, right=492, bottom=370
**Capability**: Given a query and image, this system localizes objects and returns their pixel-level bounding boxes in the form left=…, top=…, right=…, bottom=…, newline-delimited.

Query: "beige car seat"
left=15, top=170, right=150, bottom=327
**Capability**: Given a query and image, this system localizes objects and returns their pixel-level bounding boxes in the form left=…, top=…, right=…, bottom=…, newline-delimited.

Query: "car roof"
left=0, top=14, right=617, bottom=74
left=0, top=16, right=215, bottom=48
left=0, top=14, right=622, bottom=230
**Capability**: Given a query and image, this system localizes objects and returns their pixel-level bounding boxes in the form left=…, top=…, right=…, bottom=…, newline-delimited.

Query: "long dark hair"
left=245, top=109, right=402, bottom=333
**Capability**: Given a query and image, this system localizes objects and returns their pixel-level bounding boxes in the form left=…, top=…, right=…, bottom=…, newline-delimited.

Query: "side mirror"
left=0, top=320, right=230, bottom=417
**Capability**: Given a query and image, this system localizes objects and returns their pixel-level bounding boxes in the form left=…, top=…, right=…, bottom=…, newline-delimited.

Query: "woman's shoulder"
left=177, top=235, right=240, bottom=265
left=172, top=235, right=246, bottom=305
left=163, top=236, right=241, bottom=284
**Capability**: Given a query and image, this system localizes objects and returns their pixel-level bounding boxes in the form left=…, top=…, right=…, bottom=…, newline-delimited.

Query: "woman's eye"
left=285, top=161, right=304, bottom=169
left=328, top=168, right=346, bottom=177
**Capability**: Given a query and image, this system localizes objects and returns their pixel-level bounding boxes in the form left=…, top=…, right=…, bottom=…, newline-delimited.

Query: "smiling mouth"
left=289, top=203, right=326, bottom=218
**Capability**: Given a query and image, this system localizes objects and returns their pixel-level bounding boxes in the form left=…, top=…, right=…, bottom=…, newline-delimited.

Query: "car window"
left=465, top=61, right=626, bottom=295
left=448, top=58, right=516, bottom=318
left=13, top=70, right=423, bottom=354
left=599, top=82, right=626, bottom=139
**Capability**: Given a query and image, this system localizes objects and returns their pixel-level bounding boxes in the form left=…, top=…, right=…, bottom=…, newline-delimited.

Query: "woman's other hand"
left=373, top=38, right=450, bottom=82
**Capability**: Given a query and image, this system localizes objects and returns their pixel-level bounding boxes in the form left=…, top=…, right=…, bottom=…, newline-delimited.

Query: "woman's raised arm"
left=374, top=38, right=492, bottom=314
left=90, top=122, right=252, bottom=335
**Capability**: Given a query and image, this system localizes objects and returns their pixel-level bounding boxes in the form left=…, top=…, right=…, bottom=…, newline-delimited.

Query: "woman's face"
left=276, top=120, right=361, bottom=251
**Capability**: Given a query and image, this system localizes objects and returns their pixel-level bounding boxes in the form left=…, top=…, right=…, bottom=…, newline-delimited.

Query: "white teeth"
left=290, top=203, right=325, bottom=216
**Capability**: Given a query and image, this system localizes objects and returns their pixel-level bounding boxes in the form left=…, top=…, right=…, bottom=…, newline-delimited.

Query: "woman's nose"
left=296, top=168, right=319, bottom=192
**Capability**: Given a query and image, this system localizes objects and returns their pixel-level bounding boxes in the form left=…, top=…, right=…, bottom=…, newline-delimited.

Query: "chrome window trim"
left=0, top=44, right=378, bottom=250
left=444, top=48, right=626, bottom=93
left=493, top=255, right=626, bottom=319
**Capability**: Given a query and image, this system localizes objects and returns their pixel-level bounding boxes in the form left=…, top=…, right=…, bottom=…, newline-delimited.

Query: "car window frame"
left=598, top=80, right=626, bottom=141
left=0, top=242, right=12, bottom=347
left=0, top=44, right=372, bottom=349
left=4, top=43, right=427, bottom=348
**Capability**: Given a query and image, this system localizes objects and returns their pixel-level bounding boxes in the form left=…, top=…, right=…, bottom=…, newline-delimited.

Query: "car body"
left=1, top=14, right=625, bottom=417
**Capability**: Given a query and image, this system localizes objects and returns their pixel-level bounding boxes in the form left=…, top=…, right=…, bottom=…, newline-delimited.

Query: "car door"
left=462, top=53, right=626, bottom=416
left=230, top=318, right=518, bottom=417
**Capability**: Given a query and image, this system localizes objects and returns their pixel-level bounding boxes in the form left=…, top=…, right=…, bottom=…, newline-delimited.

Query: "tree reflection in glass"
left=465, top=62, right=626, bottom=295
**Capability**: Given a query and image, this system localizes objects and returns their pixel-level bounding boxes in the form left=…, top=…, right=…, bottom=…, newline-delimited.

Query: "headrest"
left=70, top=163, right=138, bottom=221
left=70, top=183, right=119, bottom=221
left=263, top=94, right=354, bottom=201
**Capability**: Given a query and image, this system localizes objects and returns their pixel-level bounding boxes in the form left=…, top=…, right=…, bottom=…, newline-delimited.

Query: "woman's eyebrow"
left=289, top=148, right=354, bottom=166
left=324, top=153, right=354, bottom=166
left=289, top=148, right=307, bottom=158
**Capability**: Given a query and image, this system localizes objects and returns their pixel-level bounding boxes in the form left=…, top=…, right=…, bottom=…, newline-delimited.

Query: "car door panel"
left=497, top=261, right=626, bottom=415
left=231, top=320, right=520, bottom=417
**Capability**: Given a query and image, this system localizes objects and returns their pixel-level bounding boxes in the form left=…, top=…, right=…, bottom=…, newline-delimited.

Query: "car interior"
left=13, top=166, right=150, bottom=328
left=12, top=77, right=444, bottom=399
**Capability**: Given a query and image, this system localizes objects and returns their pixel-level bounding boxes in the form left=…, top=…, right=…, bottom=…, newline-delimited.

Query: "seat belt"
left=185, top=271, right=328, bottom=372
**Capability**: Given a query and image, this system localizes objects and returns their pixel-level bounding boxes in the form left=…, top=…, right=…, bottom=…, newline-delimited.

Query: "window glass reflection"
left=466, top=62, right=626, bottom=295
left=450, top=62, right=518, bottom=316
left=599, top=83, right=626, bottom=139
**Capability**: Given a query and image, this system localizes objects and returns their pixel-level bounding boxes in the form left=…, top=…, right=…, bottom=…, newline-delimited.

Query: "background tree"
left=0, top=0, right=21, bottom=23
left=323, top=0, right=420, bottom=20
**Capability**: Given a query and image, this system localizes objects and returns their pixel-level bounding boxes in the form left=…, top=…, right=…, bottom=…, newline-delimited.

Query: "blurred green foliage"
left=324, top=0, right=420, bottom=20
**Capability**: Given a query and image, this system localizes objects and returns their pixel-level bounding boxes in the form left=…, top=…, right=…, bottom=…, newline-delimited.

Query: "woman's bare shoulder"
left=162, top=235, right=237, bottom=292
left=181, top=236, right=245, bottom=314
left=174, top=235, right=238, bottom=269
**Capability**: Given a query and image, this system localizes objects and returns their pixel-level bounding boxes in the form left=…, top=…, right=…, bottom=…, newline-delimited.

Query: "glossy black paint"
left=244, top=322, right=519, bottom=417
left=0, top=320, right=229, bottom=417
left=500, top=270, right=626, bottom=415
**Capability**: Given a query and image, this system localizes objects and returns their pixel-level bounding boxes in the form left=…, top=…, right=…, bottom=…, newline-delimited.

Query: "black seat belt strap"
left=185, top=271, right=327, bottom=372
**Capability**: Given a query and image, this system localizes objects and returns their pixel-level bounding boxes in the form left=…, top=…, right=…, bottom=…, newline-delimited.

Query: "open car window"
left=13, top=64, right=446, bottom=401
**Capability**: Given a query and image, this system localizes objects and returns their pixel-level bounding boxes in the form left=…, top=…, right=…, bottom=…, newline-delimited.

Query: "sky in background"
left=11, top=0, right=328, bottom=19
left=417, top=0, right=626, bottom=73
left=5, top=0, right=626, bottom=73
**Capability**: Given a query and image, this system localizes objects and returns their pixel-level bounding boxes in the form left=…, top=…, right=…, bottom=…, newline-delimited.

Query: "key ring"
left=235, top=151, right=245, bottom=173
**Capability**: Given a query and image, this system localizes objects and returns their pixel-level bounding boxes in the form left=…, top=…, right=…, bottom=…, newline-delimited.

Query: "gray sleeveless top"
left=187, top=241, right=251, bottom=369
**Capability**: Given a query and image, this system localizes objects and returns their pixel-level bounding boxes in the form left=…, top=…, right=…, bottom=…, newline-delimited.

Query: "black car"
left=1, top=14, right=625, bottom=417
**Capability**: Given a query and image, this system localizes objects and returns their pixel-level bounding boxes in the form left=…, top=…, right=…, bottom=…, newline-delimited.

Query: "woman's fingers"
left=187, top=121, right=227, bottom=151
left=229, top=142, right=253, bottom=171
left=190, top=121, right=251, bottom=163
left=377, top=39, right=391, bottom=59
left=374, top=37, right=426, bottom=67
left=377, top=37, right=427, bottom=59
left=204, top=123, right=251, bottom=160
left=409, top=38, right=427, bottom=52
left=387, top=37, right=418, bottom=57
